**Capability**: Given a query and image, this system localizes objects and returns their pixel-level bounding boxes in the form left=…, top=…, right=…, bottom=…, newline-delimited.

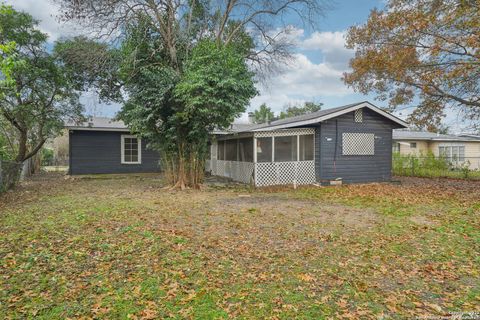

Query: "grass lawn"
left=0, top=173, right=479, bottom=319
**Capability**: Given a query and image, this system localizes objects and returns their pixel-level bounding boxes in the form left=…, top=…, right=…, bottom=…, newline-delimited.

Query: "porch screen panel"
left=206, top=142, right=211, bottom=159
left=225, top=139, right=238, bottom=161
left=238, top=138, right=253, bottom=162
left=256, top=137, right=272, bottom=162
left=299, top=134, right=314, bottom=161
left=217, top=141, right=225, bottom=160
left=274, top=136, right=297, bottom=162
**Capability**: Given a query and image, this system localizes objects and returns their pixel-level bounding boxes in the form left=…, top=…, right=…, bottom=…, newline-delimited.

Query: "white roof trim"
left=68, top=127, right=130, bottom=132
left=394, top=138, right=478, bottom=142
left=252, top=102, right=408, bottom=131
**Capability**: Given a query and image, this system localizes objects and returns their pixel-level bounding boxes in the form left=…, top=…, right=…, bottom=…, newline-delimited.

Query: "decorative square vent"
left=354, top=109, right=363, bottom=122
left=342, top=132, right=375, bottom=155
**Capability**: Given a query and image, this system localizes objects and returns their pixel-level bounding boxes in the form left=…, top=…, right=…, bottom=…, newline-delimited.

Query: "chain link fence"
left=0, top=159, right=23, bottom=193
left=393, top=154, right=480, bottom=180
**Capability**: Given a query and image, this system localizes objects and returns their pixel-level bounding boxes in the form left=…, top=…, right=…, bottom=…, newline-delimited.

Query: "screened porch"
left=206, top=128, right=316, bottom=186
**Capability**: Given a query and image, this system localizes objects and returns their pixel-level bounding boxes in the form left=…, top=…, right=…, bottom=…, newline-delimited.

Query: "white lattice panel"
left=354, top=109, right=363, bottom=122
left=255, top=161, right=315, bottom=186
left=216, top=160, right=226, bottom=176
left=342, top=133, right=375, bottom=155
left=210, top=159, right=217, bottom=174
left=212, top=160, right=254, bottom=184
left=254, top=128, right=314, bottom=138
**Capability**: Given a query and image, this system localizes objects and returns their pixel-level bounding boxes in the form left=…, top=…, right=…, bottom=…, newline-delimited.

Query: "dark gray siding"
left=315, top=108, right=397, bottom=183
left=69, top=130, right=160, bottom=175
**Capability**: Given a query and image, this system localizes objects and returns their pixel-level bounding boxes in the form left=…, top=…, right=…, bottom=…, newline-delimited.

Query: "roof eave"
left=67, top=127, right=131, bottom=132
left=393, top=137, right=477, bottom=142
left=251, top=102, right=408, bottom=131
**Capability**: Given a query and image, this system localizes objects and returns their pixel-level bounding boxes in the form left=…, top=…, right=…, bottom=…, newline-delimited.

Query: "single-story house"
left=392, top=130, right=480, bottom=169
left=207, top=101, right=408, bottom=186
left=66, top=101, right=408, bottom=185
left=66, top=117, right=161, bottom=175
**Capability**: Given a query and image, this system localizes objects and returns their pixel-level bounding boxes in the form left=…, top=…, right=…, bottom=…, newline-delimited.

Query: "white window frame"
left=439, top=144, right=465, bottom=162
left=121, top=135, right=142, bottom=164
left=392, top=142, right=400, bottom=153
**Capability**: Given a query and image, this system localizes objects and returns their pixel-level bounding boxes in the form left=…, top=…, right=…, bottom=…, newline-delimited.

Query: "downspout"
left=68, top=130, right=72, bottom=175
left=334, top=120, right=338, bottom=174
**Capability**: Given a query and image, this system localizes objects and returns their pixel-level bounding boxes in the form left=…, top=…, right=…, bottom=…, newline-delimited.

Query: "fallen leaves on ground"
left=0, top=173, right=479, bottom=318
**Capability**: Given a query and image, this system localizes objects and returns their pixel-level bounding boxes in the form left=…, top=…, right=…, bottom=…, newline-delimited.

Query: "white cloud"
left=5, top=2, right=357, bottom=122
left=302, top=31, right=346, bottom=51
left=5, top=0, right=80, bottom=41
left=301, top=31, right=354, bottom=70
left=244, top=30, right=355, bottom=118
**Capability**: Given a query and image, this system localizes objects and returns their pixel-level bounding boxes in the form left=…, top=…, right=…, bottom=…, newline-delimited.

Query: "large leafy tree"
left=56, top=0, right=327, bottom=188
left=279, top=101, right=322, bottom=119
left=343, top=0, right=479, bottom=131
left=0, top=5, right=83, bottom=167
left=253, top=103, right=275, bottom=123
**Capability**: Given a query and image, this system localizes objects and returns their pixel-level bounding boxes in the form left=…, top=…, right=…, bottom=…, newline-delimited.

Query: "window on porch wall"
left=275, top=136, right=297, bottom=162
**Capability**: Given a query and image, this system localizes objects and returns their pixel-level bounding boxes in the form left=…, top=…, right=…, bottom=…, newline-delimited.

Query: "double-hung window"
left=439, top=145, right=465, bottom=162
left=121, top=135, right=142, bottom=164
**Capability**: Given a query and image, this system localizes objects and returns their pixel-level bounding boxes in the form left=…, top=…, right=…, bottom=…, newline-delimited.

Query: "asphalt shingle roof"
left=215, top=102, right=370, bottom=134
left=66, top=116, right=127, bottom=130
left=393, top=130, right=480, bottom=141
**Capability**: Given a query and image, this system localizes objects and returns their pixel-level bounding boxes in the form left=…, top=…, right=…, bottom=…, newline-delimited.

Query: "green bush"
left=41, top=148, right=54, bottom=166
left=0, top=135, right=14, bottom=161
left=392, top=152, right=479, bottom=180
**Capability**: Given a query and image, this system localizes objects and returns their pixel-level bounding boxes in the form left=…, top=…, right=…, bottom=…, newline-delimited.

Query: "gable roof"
left=216, top=101, right=408, bottom=134
left=67, top=102, right=408, bottom=134
left=66, top=116, right=129, bottom=132
left=393, top=130, right=480, bottom=142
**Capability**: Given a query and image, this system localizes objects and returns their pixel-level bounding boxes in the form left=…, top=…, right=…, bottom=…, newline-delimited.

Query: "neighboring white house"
left=392, top=130, right=480, bottom=169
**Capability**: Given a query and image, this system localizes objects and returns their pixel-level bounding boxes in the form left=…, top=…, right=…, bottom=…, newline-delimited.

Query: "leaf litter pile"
left=0, top=173, right=479, bottom=319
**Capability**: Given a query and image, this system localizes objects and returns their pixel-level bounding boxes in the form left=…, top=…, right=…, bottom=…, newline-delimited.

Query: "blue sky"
left=7, top=0, right=438, bottom=126
left=245, top=0, right=393, bottom=121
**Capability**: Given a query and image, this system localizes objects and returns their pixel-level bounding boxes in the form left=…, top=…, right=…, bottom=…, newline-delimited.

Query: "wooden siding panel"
left=316, top=108, right=396, bottom=183
left=69, top=130, right=161, bottom=175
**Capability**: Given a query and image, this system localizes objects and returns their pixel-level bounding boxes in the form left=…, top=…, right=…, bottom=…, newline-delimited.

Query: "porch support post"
left=253, top=135, right=257, bottom=186
left=297, top=135, right=300, bottom=161
left=296, top=134, right=300, bottom=183
left=272, top=136, right=275, bottom=162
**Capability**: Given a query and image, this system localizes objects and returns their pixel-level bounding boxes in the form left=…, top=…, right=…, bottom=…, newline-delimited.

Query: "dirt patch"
left=216, top=195, right=381, bottom=229
left=137, top=193, right=385, bottom=266
left=409, top=215, right=437, bottom=227
left=396, top=176, right=480, bottom=204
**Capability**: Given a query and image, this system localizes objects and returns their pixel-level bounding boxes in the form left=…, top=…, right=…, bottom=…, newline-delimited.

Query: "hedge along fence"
left=0, top=159, right=23, bottom=193
left=392, top=152, right=480, bottom=180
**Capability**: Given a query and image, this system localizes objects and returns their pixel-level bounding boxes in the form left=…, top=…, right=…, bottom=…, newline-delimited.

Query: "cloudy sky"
left=6, top=0, right=466, bottom=130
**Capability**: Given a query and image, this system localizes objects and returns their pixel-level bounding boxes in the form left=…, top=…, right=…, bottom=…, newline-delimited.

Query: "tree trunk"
left=16, top=131, right=27, bottom=163
left=172, top=143, right=187, bottom=190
